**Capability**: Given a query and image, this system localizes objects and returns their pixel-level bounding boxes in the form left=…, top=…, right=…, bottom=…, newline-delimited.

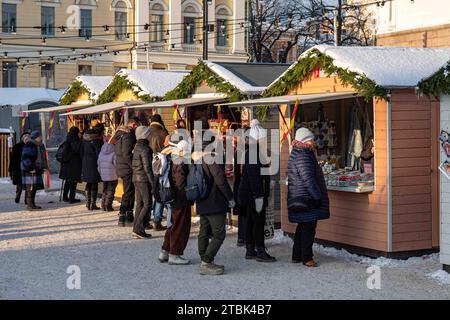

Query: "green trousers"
left=198, top=213, right=227, bottom=263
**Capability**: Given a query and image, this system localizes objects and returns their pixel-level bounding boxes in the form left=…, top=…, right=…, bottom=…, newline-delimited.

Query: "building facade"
left=0, top=0, right=248, bottom=90
left=349, top=0, right=450, bottom=47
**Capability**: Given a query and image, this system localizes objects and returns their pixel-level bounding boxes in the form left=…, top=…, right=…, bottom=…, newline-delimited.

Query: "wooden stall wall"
left=280, top=74, right=389, bottom=253
left=390, top=89, right=440, bottom=252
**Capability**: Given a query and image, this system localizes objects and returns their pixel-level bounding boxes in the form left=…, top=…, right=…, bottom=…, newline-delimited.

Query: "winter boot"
left=126, top=211, right=134, bottom=224
left=153, top=221, right=167, bottom=231
left=15, top=186, right=22, bottom=204
left=199, top=261, right=224, bottom=275
left=85, top=189, right=91, bottom=210
left=245, top=244, right=257, bottom=260
left=90, top=189, right=100, bottom=210
left=158, top=250, right=169, bottom=263
left=105, top=191, right=115, bottom=211
left=101, top=194, right=106, bottom=211
left=256, top=246, right=276, bottom=263
left=118, top=213, right=127, bottom=227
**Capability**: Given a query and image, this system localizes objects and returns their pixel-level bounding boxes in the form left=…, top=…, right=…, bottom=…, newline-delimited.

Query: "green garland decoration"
left=96, top=75, right=154, bottom=105
left=60, top=80, right=90, bottom=105
left=164, top=61, right=245, bottom=103
left=418, top=61, right=450, bottom=96
left=258, top=49, right=388, bottom=120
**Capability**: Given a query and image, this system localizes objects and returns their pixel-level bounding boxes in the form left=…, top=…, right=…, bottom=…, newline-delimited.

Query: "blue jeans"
left=153, top=201, right=172, bottom=227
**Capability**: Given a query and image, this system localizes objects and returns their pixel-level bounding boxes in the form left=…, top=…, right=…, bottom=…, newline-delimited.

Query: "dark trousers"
left=15, top=185, right=23, bottom=202
left=292, top=221, right=318, bottom=263
left=119, top=174, right=135, bottom=214
left=237, top=208, right=246, bottom=241
left=162, top=205, right=192, bottom=256
left=245, top=205, right=266, bottom=248
left=85, top=183, right=98, bottom=203
left=134, top=182, right=152, bottom=234
left=102, top=180, right=118, bottom=208
left=63, top=181, right=78, bottom=201
left=198, top=213, right=226, bottom=263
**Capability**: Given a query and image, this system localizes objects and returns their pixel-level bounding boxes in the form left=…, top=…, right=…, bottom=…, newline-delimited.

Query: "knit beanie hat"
left=135, top=126, right=151, bottom=140
left=249, top=119, right=267, bottom=142
left=295, top=127, right=315, bottom=143
left=30, top=130, right=42, bottom=140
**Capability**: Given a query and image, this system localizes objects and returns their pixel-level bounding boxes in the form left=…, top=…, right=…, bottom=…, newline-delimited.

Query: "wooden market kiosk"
left=223, top=45, right=450, bottom=258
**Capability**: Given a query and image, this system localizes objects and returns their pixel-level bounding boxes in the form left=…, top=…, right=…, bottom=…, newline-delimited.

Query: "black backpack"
left=56, top=142, right=71, bottom=163
left=185, top=164, right=210, bottom=202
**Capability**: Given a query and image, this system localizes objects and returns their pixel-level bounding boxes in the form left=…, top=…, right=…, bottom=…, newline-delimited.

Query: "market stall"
left=223, top=44, right=450, bottom=257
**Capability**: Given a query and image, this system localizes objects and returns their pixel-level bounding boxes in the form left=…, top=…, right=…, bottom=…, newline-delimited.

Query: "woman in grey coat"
left=97, top=141, right=118, bottom=211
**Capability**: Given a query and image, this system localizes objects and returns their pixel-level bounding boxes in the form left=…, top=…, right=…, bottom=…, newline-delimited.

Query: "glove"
left=313, top=199, right=322, bottom=209
left=228, top=200, right=236, bottom=208
left=255, top=197, right=264, bottom=213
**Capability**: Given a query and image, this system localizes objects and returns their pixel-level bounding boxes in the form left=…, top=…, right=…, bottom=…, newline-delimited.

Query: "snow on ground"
left=0, top=190, right=449, bottom=299
left=0, top=178, right=11, bottom=184
left=427, top=270, right=450, bottom=285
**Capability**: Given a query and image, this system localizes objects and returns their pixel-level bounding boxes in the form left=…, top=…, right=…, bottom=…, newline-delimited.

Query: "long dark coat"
left=81, top=131, right=103, bottom=184
left=21, top=140, right=47, bottom=190
left=131, top=139, right=154, bottom=185
left=114, top=126, right=136, bottom=177
left=287, top=143, right=330, bottom=223
left=59, top=131, right=82, bottom=182
left=9, top=142, right=25, bottom=185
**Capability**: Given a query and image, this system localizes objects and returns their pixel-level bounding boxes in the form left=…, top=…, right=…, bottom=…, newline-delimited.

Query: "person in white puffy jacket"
left=97, top=141, right=118, bottom=211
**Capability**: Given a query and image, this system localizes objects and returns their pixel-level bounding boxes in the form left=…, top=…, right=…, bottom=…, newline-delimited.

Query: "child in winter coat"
left=97, top=141, right=118, bottom=211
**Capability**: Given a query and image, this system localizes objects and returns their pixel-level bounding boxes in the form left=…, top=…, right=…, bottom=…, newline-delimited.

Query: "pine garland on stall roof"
left=60, top=80, right=90, bottom=105
left=418, top=61, right=450, bottom=97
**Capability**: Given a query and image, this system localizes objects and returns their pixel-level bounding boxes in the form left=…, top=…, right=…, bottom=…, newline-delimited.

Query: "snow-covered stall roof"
left=116, top=69, right=189, bottom=98
left=203, top=61, right=290, bottom=95
left=268, top=44, right=450, bottom=89
left=76, top=76, right=113, bottom=100
left=0, top=88, right=64, bottom=107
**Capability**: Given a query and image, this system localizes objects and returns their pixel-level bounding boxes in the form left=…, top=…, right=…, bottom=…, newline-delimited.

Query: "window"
left=41, top=6, right=55, bottom=36
left=216, top=19, right=228, bottom=46
left=2, top=62, right=16, bottom=87
left=114, top=66, right=126, bottom=73
left=2, top=3, right=16, bottom=33
left=183, top=17, right=196, bottom=44
left=78, top=65, right=92, bottom=76
left=41, top=64, right=55, bottom=88
left=150, top=14, right=164, bottom=43
left=115, top=11, right=127, bottom=40
left=79, top=9, right=92, bottom=38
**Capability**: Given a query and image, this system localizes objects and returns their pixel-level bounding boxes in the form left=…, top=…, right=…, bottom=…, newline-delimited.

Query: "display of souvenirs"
left=301, top=118, right=337, bottom=151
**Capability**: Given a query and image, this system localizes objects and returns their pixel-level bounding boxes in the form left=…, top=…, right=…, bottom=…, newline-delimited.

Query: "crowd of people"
left=9, top=115, right=331, bottom=275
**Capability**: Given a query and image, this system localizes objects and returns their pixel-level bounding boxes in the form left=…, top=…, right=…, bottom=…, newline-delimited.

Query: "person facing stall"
left=59, top=126, right=83, bottom=204
left=81, top=121, right=104, bottom=211
left=131, top=125, right=154, bottom=239
left=237, top=120, right=274, bottom=262
left=9, top=131, right=30, bottom=204
left=21, top=130, right=48, bottom=211
left=287, top=127, right=330, bottom=267
left=114, top=117, right=141, bottom=227
left=97, top=136, right=118, bottom=212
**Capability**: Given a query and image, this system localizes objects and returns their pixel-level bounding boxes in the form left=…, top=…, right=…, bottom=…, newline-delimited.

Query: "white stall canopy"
left=61, top=100, right=144, bottom=116
left=26, top=101, right=92, bottom=113
left=217, top=92, right=360, bottom=108
left=128, top=95, right=228, bottom=109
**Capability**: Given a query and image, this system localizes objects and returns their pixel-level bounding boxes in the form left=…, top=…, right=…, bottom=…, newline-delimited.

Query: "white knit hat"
left=249, top=119, right=267, bottom=142
left=295, top=127, right=315, bottom=143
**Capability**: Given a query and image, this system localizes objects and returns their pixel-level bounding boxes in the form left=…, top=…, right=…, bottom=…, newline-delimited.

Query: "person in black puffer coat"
left=131, top=126, right=154, bottom=239
left=81, top=126, right=104, bottom=210
left=288, top=128, right=330, bottom=268
left=114, top=117, right=141, bottom=226
left=59, top=126, right=83, bottom=203
left=9, top=131, right=30, bottom=204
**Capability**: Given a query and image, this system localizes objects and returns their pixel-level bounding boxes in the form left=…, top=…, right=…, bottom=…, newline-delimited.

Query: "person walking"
left=114, top=117, right=141, bottom=226
left=59, top=126, right=83, bottom=204
left=194, top=120, right=235, bottom=275
left=81, top=126, right=104, bottom=210
left=131, top=126, right=154, bottom=239
left=158, top=140, right=192, bottom=265
left=149, top=114, right=169, bottom=230
left=21, top=131, right=48, bottom=210
left=238, top=120, right=274, bottom=262
left=97, top=139, right=118, bottom=211
left=9, top=131, right=30, bottom=204
left=288, top=128, right=330, bottom=267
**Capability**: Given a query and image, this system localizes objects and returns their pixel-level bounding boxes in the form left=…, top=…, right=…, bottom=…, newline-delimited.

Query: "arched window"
left=112, top=0, right=131, bottom=40
left=150, top=0, right=167, bottom=43
left=182, top=1, right=201, bottom=44
left=216, top=5, right=232, bottom=47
